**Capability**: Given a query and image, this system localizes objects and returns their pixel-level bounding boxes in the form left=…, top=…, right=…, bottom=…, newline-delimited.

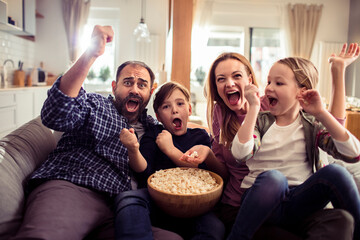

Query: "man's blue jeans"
left=227, top=164, right=360, bottom=240
left=115, top=188, right=225, bottom=240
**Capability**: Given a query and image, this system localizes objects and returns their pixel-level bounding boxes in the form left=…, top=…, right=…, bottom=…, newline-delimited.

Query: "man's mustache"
left=124, top=93, right=144, bottom=104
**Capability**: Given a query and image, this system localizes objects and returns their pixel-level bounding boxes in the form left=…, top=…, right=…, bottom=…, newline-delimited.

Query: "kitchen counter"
left=0, top=85, right=50, bottom=91
left=0, top=86, right=50, bottom=138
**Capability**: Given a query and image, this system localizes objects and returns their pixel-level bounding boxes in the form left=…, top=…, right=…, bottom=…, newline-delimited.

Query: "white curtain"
left=317, top=42, right=344, bottom=104
left=287, top=4, right=323, bottom=59
left=62, top=0, right=91, bottom=63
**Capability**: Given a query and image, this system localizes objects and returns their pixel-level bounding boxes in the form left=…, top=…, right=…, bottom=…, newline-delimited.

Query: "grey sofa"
left=0, top=116, right=61, bottom=239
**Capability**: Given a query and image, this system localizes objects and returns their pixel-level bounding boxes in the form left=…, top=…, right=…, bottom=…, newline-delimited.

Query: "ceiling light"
left=133, top=0, right=151, bottom=42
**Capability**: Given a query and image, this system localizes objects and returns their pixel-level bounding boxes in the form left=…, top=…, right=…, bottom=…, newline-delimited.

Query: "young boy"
left=115, top=81, right=225, bottom=240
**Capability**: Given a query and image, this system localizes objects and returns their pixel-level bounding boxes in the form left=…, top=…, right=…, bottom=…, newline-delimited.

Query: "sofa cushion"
left=0, top=116, right=58, bottom=239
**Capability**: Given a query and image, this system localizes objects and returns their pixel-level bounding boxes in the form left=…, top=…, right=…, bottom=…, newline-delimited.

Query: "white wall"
left=35, top=0, right=69, bottom=75
left=347, top=0, right=360, bottom=97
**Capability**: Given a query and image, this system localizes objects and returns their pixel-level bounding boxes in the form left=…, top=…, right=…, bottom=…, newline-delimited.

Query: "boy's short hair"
left=153, top=81, right=191, bottom=113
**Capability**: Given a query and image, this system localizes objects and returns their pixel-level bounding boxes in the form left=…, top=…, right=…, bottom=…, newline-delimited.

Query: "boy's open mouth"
left=227, top=91, right=240, bottom=105
left=173, top=118, right=182, bottom=130
left=126, top=99, right=140, bottom=112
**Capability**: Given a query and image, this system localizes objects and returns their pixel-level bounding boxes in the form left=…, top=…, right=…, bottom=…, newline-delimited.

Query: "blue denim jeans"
left=227, top=164, right=360, bottom=240
left=114, top=188, right=153, bottom=240
left=115, top=188, right=225, bottom=240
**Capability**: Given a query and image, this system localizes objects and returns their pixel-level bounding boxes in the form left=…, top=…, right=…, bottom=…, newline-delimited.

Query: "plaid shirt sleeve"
left=31, top=77, right=143, bottom=196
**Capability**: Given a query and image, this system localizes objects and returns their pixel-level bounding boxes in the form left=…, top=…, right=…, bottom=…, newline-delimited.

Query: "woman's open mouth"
left=227, top=91, right=240, bottom=105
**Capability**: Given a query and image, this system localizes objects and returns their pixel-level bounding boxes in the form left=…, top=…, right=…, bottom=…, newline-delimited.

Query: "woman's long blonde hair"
left=205, top=52, right=258, bottom=147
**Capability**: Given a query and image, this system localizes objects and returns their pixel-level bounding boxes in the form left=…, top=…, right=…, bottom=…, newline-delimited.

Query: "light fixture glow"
left=133, top=0, right=151, bottom=42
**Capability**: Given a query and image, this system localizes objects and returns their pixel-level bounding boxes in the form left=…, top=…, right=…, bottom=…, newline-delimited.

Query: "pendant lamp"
left=133, top=0, right=151, bottom=42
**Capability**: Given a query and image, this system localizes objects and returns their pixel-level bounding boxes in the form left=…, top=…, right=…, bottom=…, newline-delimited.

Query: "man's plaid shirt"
left=29, top=78, right=157, bottom=197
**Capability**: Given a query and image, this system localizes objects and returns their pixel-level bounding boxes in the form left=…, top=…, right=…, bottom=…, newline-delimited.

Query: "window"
left=250, top=28, right=284, bottom=93
left=80, top=8, right=118, bottom=94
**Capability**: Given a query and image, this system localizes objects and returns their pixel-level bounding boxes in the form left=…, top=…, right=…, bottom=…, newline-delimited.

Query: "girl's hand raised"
left=297, top=89, right=324, bottom=117
left=244, top=84, right=260, bottom=108
left=329, top=43, right=360, bottom=69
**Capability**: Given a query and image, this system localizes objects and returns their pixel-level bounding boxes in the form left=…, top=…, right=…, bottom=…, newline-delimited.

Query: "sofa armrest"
left=0, top=116, right=59, bottom=238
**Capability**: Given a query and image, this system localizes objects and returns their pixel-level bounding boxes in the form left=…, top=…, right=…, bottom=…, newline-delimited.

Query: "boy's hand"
left=87, top=25, right=114, bottom=58
left=156, top=130, right=174, bottom=154
left=120, top=128, right=139, bottom=152
left=180, top=145, right=210, bottom=165
left=244, top=84, right=260, bottom=109
left=297, top=89, right=324, bottom=116
left=329, top=43, right=360, bottom=69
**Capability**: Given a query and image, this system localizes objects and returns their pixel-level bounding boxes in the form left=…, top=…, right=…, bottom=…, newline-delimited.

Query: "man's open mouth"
left=227, top=91, right=240, bottom=105
left=126, top=99, right=140, bottom=112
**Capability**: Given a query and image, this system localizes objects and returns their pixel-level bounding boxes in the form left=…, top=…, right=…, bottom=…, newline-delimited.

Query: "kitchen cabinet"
left=0, top=0, right=36, bottom=37
left=0, top=86, right=49, bottom=138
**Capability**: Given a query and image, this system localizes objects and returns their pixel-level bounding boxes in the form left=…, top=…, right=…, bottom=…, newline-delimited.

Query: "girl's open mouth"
left=268, top=97, right=278, bottom=106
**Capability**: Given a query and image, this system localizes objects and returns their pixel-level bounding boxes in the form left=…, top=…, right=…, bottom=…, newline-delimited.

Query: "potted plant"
left=98, top=66, right=111, bottom=82
left=87, top=69, right=96, bottom=81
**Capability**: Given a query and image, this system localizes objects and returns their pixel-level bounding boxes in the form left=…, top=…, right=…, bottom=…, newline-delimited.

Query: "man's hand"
left=120, top=128, right=139, bottom=152
left=87, top=25, right=114, bottom=58
left=59, top=25, right=114, bottom=97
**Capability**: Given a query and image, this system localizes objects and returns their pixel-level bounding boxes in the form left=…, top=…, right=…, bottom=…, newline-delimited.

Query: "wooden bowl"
left=147, top=168, right=223, bottom=218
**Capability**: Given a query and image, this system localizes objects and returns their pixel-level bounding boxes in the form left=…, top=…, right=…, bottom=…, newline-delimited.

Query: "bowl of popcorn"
left=147, top=167, right=223, bottom=218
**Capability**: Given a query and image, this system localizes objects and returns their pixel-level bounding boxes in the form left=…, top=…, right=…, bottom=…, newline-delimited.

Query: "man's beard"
left=114, top=93, right=149, bottom=124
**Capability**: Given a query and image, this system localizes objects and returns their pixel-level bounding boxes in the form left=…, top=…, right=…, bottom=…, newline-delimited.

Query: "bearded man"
left=12, top=25, right=181, bottom=240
